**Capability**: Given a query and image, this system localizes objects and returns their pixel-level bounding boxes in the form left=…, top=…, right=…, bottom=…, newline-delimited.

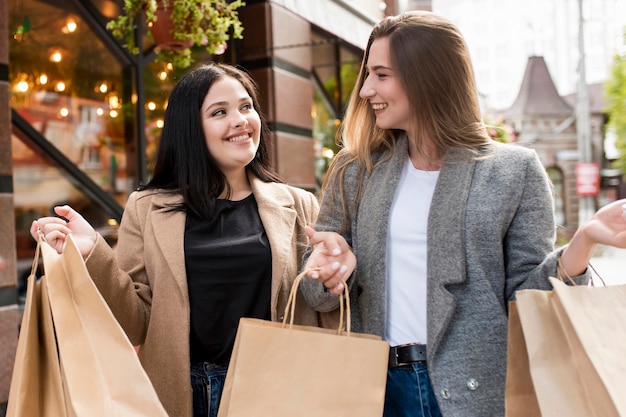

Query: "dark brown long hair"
left=141, top=63, right=281, bottom=219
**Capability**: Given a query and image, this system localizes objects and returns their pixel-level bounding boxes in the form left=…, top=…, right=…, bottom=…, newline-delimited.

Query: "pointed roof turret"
left=502, top=56, right=573, bottom=118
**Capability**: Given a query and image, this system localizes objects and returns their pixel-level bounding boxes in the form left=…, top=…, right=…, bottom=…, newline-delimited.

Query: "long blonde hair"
left=325, top=11, right=491, bottom=189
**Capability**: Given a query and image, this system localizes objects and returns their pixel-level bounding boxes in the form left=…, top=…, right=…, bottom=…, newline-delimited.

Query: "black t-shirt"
left=184, top=194, right=271, bottom=364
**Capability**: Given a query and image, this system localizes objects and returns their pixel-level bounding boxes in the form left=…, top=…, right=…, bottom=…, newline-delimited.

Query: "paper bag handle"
left=557, top=258, right=606, bottom=287
left=282, top=270, right=350, bottom=336
left=29, top=230, right=46, bottom=277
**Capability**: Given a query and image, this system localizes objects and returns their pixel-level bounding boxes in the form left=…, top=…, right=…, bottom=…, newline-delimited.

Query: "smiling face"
left=201, top=75, right=261, bottom=175
left=359, top=37, right=412, bottom=135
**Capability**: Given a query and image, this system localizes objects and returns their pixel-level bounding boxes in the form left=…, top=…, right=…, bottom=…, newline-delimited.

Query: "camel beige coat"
left=84, top=174, right=329, bottom=417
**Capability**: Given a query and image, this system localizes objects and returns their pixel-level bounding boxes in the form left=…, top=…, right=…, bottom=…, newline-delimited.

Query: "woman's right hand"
left=30, top=205, right=98, bottom=258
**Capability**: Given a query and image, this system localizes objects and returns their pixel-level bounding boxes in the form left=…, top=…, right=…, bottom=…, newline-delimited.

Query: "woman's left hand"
left=303, top=226, right=356, bottom=295
left=580, top=198, right=626, bottom=248
left=561, top=198, right=626, bottom=277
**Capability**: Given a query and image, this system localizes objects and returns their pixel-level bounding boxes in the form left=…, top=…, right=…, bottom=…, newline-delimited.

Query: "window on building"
left=310, top=30, right=361, bottom=183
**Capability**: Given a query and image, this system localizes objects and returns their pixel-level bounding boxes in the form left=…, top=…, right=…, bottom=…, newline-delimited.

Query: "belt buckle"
left=390, top=342, right=419, bottom=368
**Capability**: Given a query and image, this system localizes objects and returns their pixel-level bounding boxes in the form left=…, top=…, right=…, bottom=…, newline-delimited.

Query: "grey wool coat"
left=301, top=135, right=589, bottom=417
left=83, top=173, right=335, bottom=417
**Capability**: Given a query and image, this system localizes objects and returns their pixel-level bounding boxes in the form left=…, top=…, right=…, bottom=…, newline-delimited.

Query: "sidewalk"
left=589, top=245, right=626, bottom=286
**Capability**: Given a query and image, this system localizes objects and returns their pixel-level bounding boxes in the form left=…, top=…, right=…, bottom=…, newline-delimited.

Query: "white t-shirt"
left=385, top=157, right=439, bottom=346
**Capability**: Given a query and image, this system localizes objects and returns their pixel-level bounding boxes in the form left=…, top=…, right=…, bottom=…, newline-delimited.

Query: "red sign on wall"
left=575, top=162, right=600, bottom=197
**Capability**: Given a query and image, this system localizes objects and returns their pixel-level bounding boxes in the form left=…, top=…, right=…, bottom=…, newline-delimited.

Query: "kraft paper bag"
left=505, top=277, right=626, bottom=417
left=7, top=240, right=68, bottom=417
left=218, top=272, right=389, bottom=417
left=7, top=233, right=168, bottom=417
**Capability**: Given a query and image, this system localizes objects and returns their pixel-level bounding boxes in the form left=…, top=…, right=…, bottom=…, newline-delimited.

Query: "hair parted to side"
left=319, top=11, right=492, bottom=231
left=140, top=62, right=281, bottom=219
left=334, top=10, right=491, bottom=175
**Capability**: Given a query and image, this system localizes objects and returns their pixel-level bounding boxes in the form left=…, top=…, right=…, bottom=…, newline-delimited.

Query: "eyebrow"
left=367, top=64, right=393, bottom=72
left=205, top=97, right=252, bottom=111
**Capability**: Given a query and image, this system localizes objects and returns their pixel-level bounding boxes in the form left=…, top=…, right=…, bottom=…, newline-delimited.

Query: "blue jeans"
left=190, top=362, right=228, bottom=417
left=384, top=362, right=443, bottom=417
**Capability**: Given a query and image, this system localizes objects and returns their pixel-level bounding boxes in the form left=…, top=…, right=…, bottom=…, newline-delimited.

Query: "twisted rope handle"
left=282, top=270, right=350, bottom=336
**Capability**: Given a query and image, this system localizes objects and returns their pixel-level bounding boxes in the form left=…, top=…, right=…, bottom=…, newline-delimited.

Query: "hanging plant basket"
left=148, top=3, right=194, bottom=50
left=106, top=0, right=245, bottom=68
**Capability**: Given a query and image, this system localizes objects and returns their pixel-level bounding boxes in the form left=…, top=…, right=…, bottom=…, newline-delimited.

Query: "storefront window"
left=311, top=31, right=361, bottom=183
left=9, top=0, right=131, bottom=196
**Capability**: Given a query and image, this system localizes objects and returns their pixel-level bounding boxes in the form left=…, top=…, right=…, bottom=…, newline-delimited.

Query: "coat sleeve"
left=503, top=150, right=589, bottom=300
left=300, top=153, right=360, bottom=312
left=84, top=191, right=152, bottom=345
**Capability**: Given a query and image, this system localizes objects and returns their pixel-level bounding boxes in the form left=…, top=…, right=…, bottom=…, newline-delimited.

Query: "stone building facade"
left=501, top=55, right=613, bottom=240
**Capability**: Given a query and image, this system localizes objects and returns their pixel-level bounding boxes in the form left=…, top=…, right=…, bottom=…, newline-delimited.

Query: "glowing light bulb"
left=50, top=51, right=62, bottom=62
left=16, top=80, right=29, bottom=92
left=65, top=19, right=77, bottom=33
left=109, top=94, right=119, bottom=109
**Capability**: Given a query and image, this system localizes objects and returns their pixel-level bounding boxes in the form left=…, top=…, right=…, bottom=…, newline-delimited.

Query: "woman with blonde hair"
left=301, top=11, right=626, bottom=417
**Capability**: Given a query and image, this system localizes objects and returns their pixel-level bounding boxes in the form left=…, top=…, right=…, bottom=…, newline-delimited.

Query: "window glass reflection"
left=9, top=0, right=129, bottom=196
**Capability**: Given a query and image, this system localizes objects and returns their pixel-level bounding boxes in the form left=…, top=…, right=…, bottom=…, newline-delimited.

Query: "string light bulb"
left=63, top=17, right=77, bottom=33
left=50, top=51, right=63, bottom=62
left=16, top=80, right=29, bottom=93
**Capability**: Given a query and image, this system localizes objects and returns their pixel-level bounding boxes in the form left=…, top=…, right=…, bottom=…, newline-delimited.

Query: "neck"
left=220, top=168, right=252, bottom=200
left=407, top=136, right=443, bottom=171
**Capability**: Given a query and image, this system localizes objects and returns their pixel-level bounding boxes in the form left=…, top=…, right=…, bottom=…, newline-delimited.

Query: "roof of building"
left=502, top=56, right=573, bottom=118
left=563, top=82, right=607, bottom=115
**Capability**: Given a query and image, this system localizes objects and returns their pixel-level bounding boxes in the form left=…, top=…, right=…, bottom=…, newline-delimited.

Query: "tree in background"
left=604, top=28, right=626, bottom=174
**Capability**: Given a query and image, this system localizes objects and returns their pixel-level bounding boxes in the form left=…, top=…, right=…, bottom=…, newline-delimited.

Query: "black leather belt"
left=389, top=343, right=427, bottom=369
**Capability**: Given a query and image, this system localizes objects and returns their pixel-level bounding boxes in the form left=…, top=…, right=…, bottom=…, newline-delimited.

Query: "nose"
left=359, top=79, right=374, bottom=99
left=231, top=111, right=248, bottom=128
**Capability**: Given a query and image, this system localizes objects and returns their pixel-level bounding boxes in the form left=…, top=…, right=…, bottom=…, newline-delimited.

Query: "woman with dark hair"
left=300, top=11, right=626, bottom=417
left=31, top=63, right=327, bottom=417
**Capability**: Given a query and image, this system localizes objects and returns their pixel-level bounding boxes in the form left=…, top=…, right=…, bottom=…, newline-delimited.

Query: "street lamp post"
left=576, top=0, right=596, bottom=226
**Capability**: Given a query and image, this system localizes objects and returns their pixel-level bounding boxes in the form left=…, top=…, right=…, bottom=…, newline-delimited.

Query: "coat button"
left=440, top=388, right=451, bottom=399
left=467, top=378, right=479, bottom=390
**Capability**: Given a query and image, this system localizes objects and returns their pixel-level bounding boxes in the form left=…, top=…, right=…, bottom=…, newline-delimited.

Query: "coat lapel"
left=427, top=147, right=477, bottom=355
left=146, top=178, right=297, bottom=316
left=249, top=175, right=297, bottom=320
left=150, top=193, right=189, bottom=303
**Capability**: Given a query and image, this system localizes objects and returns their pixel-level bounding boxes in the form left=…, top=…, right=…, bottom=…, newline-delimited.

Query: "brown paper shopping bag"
left=7, top=233, right=168, bottom=417
left=218, top=272, right=389, bottom=417
left=505, top=277, right=626, bottom=417
left=7, top=240, right=68, bottom=417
